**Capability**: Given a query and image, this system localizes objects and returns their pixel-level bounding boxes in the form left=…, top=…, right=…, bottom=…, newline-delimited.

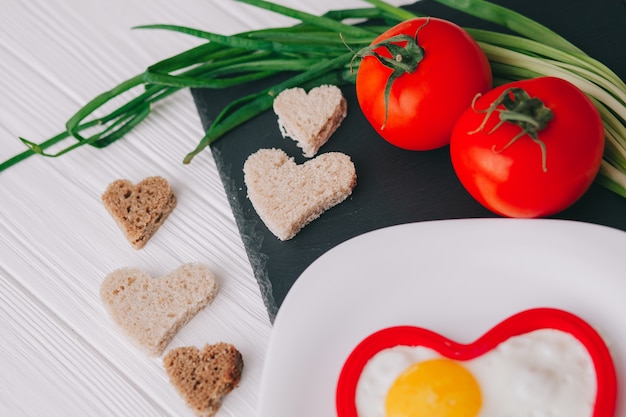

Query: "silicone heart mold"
left=336, top=308, right=616, bottom=417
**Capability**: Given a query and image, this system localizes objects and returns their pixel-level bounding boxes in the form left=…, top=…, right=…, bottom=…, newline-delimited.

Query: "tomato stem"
left=355, top=19, right=429, bottom=129
left=469, top=87, right=553, bottom=172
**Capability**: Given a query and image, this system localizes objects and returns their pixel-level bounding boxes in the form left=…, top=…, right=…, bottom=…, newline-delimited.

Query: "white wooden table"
left=0, top=0, right=403, bottom=415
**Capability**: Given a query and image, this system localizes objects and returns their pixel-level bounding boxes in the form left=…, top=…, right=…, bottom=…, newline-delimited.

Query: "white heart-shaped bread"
left=100, top=263, right=218, bottom=356
left=273, top=85, right=347, bottom=157
left=243, top=148, right=357, bottom=241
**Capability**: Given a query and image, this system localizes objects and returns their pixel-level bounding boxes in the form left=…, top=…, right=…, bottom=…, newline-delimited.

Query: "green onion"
left=1, top=0, right=625, bottom=201
left=432, top=0, right=584, bottom=54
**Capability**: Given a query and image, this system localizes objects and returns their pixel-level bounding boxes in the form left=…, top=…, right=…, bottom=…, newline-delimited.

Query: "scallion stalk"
left=1, top=0, right=625, bottom=202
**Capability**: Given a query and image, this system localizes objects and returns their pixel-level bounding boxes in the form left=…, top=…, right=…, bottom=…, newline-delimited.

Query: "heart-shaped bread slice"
left=100, top=263, right=218, bottom=356
left=164, top=343, right=244, bottom=417
left=243, top=148, right=357, bottom=241
left=273, top=84, right=347, bottom=157
left=102, top=176, right=176, bottom=249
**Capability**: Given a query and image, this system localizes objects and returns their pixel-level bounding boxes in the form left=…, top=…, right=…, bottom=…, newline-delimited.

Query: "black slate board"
left=191, top=0, right=626, bottom=321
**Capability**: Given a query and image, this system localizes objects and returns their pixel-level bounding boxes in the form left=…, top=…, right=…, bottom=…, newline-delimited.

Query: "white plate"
left=257, top=218, right=626, bottom=417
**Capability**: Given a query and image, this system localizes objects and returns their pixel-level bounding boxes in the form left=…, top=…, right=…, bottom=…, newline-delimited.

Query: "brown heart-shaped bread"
left=243, top=148, right=357, bottom=241
left=164, top=343, right=243, bottom=417
left=273, top=84, right=347, bottom=157
left=102, top=176, right=176, bottom=249
left=100, top=263, right=218, bottom=356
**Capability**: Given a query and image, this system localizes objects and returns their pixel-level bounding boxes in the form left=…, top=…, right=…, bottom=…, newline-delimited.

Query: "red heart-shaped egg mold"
left=336, top=308, right=616, bottom=417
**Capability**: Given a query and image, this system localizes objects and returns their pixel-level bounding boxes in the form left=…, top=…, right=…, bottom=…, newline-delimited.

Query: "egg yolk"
left=385, top=358, right=482, bottom=417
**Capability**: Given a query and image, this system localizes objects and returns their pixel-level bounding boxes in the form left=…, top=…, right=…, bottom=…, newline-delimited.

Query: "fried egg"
left=355, top=329, right=596, bottom=417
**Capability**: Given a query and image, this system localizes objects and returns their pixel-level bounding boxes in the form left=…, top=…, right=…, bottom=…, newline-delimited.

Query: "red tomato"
left=356, top=17, right=492, bottom=150
left=450, top=77, right=604, bottom=218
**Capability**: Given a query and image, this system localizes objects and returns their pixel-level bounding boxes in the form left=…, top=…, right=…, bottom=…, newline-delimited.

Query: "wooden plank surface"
left=0, top=0, right=330, bottom=415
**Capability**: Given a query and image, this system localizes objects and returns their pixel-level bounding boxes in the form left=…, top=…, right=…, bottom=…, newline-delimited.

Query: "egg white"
left=354, top=329, right=597, bottom=417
